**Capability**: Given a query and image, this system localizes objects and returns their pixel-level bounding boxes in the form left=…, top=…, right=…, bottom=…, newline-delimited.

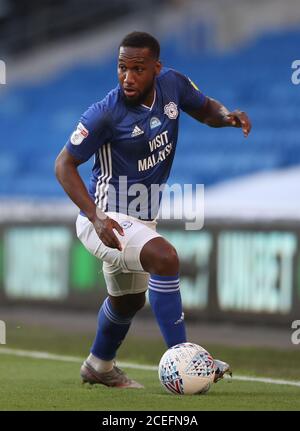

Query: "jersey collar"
left=140, top=90, right=156, bottom=111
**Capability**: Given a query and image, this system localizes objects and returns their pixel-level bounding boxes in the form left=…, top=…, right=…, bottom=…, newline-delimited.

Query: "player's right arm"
left=55, top=148, right=123, bottom=250
left=55, top=103, right=124, bottom=251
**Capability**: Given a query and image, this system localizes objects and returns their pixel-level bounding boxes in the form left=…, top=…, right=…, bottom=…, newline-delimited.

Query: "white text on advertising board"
left=217, top=231, right=297, bottom=313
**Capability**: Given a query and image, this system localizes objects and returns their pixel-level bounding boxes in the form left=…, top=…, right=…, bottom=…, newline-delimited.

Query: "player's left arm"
left=175, top=70, right=251, bottom=138
left=185, top=97, right=252, bottom=138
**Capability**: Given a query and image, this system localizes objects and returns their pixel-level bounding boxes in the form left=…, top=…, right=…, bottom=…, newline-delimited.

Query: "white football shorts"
left=76, top=212, right=161, bottom=296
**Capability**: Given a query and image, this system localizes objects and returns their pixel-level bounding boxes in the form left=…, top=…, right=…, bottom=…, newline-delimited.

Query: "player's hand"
left=225, top=110, right=252, bottom=137
left=92, top=216, right=124, bottom=251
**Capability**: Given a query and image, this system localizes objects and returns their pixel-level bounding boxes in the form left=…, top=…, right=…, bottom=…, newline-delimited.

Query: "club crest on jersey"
left=164, top=102, right=178, bottom=120
left=150, top=117, right=161, bottom=129
left=131, top=125, right=144, bottom=137
left=70, top=122, right=89, bottom=145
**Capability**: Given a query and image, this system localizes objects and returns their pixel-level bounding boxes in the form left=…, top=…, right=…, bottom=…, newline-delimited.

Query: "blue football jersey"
left=66, top=67, right=206, bottom=220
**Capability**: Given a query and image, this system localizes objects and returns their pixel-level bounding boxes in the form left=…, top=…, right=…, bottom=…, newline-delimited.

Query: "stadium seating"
left=0, top=29, right=299, bottom=197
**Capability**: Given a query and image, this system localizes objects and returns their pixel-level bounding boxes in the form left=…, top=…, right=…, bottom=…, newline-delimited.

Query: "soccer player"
left=55, top=31, right=251, bottom=388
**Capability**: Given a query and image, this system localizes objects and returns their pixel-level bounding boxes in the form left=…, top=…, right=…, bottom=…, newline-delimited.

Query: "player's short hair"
left=119, top=31, right=160, bottom=59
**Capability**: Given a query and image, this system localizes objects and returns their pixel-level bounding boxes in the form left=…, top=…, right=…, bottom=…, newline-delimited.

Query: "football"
left=158, top=342, right=216, bottom=395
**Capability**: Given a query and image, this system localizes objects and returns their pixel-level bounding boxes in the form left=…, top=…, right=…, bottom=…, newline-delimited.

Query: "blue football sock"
left=91, top=297, right=133, bottom=361
left=148, top=273, right=187, bottom=348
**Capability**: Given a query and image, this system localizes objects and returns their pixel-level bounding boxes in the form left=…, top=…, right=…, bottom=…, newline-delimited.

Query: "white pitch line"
left=1, top=347, right=300, bottom=388
left=0, top=347, right=82, bottom=363
left=226, top=374, right=300, bottom=387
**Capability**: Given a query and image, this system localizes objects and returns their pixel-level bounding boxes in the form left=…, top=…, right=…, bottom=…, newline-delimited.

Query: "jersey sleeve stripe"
left=101, top=143, right=112, bottom=211
left=96, top=143, right=112, bottom=211
left=94, top=149, right=105, bottom=206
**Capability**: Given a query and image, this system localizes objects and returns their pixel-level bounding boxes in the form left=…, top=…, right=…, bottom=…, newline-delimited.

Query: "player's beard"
left=123, top=78, right=155, bottom=107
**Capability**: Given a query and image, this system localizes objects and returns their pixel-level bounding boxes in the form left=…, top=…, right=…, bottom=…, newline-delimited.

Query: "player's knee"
left=150, top=246, right=179, bottom=275
left=140, top=237, right=180, bottom=275
left=157, top=246, right=179, bottom=274
left=109, top=292, right=146, bottom=318
left=131, top=294, right=146, bottom=312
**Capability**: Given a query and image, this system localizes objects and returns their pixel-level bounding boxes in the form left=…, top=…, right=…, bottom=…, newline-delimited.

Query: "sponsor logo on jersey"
left=164, top=102, right=178, bottom=120
left=70, top=122, right=89, bottom=145
left=131, top=125, right=144, bottom=137
left=138, top=130, right=172, bottom=172
left=150, top=116, right=161, bottom=129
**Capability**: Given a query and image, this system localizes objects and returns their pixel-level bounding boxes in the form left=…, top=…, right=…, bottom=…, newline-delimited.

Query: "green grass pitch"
left=0, top=324, right=299, bottom=411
